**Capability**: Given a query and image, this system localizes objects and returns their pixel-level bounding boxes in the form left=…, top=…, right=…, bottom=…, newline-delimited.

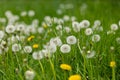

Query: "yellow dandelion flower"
left=60, top=64, right=72, bottom=71
left=110, top=61, right=116, bottom=68
left=43, top=24, right=47, bottom=28
left=33, top=44, right=39, bottom=48
left=27, top=36, right=35, bottom=41
left=68, top=74, right=81, bottom=80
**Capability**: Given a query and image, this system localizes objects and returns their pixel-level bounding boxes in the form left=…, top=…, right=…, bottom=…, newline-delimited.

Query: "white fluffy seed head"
left=16, top=24, right=25, bottom=32
left=116, top=37, right=120, bottom=44
left=24, top=46, right=32, bottom=53
left=6, top=25, right=16, bottom=34
left=110, top=24, right=118, bottom=31
left=92, top=34, right=101, bottom=42
left=64, top=27, right=71, bottom=33
left=12, top=43, right=21, bottom=52
left=38, top=27, right=44, bottom=34
left=50, top=37, right=62, bottom=47
left=60, top=44, right=71, bottom=53
left=47, top=43, right=57, bottom=54
left=94, top=20, right=101, bottom=26
left=86, top=50, right=95, bottom=58
left=85, top=28, right=93, bottom=36
left=21, top=11, right=27, bottom=17
left=32, top=51, right=44, bottom=60
left=28, top=10, right=35, bottom=17
left=81, top=20, right=90, bottom=28
left=66, top=35, right=77, bottom=45
left=72, top=21, right=80, bottom=32
left=0, top=31, right=5, bottom=39
left=25, top=70, right=35, bottom=80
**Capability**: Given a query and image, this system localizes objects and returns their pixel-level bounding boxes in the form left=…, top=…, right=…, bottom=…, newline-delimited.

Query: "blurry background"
left=0, top=0, right=120, bottom=24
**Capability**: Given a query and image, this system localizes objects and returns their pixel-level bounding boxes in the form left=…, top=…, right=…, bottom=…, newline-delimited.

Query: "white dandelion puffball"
left=38, top=27, right=44, bottom=34
left=25, top=70, right=35, bottom=80
left=85, top=28, right=93, bottom=36
left=64, top=27, right=71, bottom=33
left=32, top=51, right=44, bottom=60
left=20, top=11, right=27, bottom=17
left=0, top=31, right=5, bottom=39
left=71, top=16, right=76, bottom=21
left=119, top=20, right=120, bottom=26
left=94, top=20, right=101, bottom=26
left=116, top=37, right=120, bottom=44
left=28, top=10, right=35, bottom=17
left=56, top=24, right=62, bottom=30
left=110, top=24, right=118, bottom=31
left=60, top=44, right=71, bottom=53
left=0, top=48, right=2, bottom=54
left=6, top=25, right=16, bottom=33
left=66, top=35, right=77, bottom=45
left=72, top=21, right=80, bottom=32
left=63, top=15, right=70, bottom=22
left=86, top=50, right=95, bottom=58
left=47, top=43, right=57, bottom=54
left=12, top=43, right=21, bottom=52
left=81, top=20, right=90, bottom=28
left=24, top=46, right=32, bottom=53
left=16, top=24, right=25, bottom=32
left=92, top=34, right=101, bottom=42
left=50, top=37, right=62, bottom=47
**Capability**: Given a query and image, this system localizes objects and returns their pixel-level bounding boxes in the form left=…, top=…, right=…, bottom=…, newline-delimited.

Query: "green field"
left=0, top=0, right=120, bottom=80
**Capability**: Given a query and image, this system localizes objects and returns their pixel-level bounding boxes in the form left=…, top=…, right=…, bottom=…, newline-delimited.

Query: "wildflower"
left=60, top=44, right=71, bottom=53
left=27, top=36, right=35, bottom=41
left=110, top=61, right=116, bottom=68
left=56, top=24, right=62, bottom=30
left=81, top=20, right=90, bottom=28
left=86, top=50, right=95, bottom=58
left=0, top=48, right=2, bottom=54
left=71, top=16, right=76, bottom=21
left=85, top=28, right=93, bottom=36
left=47, top=43, right=57, bottom=54
left=66, top=35, right=77, bottom=45
left=63, top=15, right=70, bottom=22
left=110, top=24, right=118, bottom=31
left=32, top=51, right=44, bottom=60
left=16, top=24, right=25, bottom=32
left=68, top=74, right=81, bottom=80
left=72, top=21, right=80, bottom=32
left=33, top=44, right=39, bottom=48
left=43, top=23, right=48, bottom=29
left=0, top=31, right=5, bottom=39
left=5, top=25, right=16, bottom=33
left=116, top=37, right=120, bottom=44
left=50, top=37, right=62, bottom=47
left=20, top=11, right=27, bottom=17
left=64, top=27, right=71, bottom=33
left=38, top=27, right=44, bottom=34
left=94, top=20, right=101, bottom=26
left=92, top=34, right=100, bottom=42
left=12, top=43, right=21, bottom=52
left=25, top=70, right=35, bottom=80
left=60, top=64, right=72, bottom=71
left=24, top=46, right=32, bottom=53
left=28, top=10, right=35, bottom=17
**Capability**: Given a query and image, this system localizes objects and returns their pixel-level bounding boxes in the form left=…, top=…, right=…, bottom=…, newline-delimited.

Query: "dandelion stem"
left=49, top=58, right=56, bottom=80
left=112, top=68, right=115, bottom=80
left=38, top=60, right=45, bottom=80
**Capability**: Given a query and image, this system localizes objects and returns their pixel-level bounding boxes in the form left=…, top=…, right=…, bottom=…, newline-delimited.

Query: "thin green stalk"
left=112, top=68, right=115, bottom=80
left=38, top=60, right=45, bottom=80
left=49, top=58, right=56, bottom=80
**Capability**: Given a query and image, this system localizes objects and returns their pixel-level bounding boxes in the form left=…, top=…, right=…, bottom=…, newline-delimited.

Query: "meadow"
left=0, top=0, right=120, bottom=80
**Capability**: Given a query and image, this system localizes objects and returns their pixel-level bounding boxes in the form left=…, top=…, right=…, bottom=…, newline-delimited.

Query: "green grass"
left=0, top=0, right=120, bottom=80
